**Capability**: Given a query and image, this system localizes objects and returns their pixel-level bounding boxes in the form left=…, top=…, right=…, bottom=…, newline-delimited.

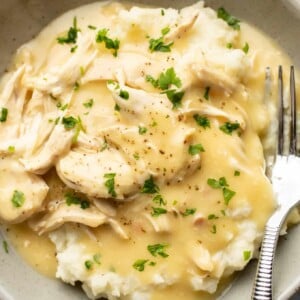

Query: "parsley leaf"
left=152, top=194, right=166, bottom=206
left=83, top=99, right=94, bottom=108
left=234, top=170, right=240, bottom=176
left=114, top=103, right=121, bottom=111
left=133, top=259, right=148, bottom=272
left=57, top=17, right=79, bottom=44
left=2, top=240, right=9, bottom=254
left=158, top=68, right=182, bottom=90
left=207, top=177, right=235, bottom=205
left=8, top=146, right=15, bottom=153
left=119, top=90, right=129, bottom=100
left=141, top=176, right=159, bottom=194
left=217, top=7, right=241, bottom=30
left=96, top=29, right=120, bottom=57
left=62, top=116, right=78, bottom=129
left=88, top=25, right=97, bottom=30
left=243, top=250, right=251, bottom=261
left=104, top=173, right=117, bottom=197
left=188, top=144, right=205, bottom=155
left=151, top=207, right=167, bottom=217
left=193, top=114, right=210, bottom=129
left=93, top=253, right=101, bottom=264
left=145, top=75, right=159, bottom=88
left=182, top=208, right=196, bottom=217
left=11, top=190, right=25, bottom=208
left=243, top=42, right=249, bottom=54
left=0, top=107, right=8, bottom=122
left=204, top=86, right=210, bottom=100
left=147, top=243, right=169, bottom=258
left=84, top=260, right=93, bottom=270
left=161, top=27, right=170, bottom=35
left=163, top=89, right=184, bottom=109
left=220, top=122, right=240, bottom=135
left=210, top=224, right=217, bottom=234
left=65, top=192, right=90, bottom=209
left=223, top=188, right=236, bottom=205
left=149, top=37, right=173, bottom=53
left=138, top=126, right=147, bottom=135
left=208, top=214, right=219, bottom=220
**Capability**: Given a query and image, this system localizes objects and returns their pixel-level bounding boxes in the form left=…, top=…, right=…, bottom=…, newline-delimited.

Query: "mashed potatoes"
left=1, top=1, right=299, bottom=299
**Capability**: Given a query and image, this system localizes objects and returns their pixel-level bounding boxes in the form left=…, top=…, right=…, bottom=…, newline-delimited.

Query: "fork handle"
left=252, top=224, right=280, bottom=300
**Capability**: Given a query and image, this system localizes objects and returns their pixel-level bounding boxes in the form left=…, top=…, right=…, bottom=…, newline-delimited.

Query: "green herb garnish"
left=217, top=7, right=240, bottom=30
left=182, top=208, right=196, bottom=217
left=152, top=194, right=166, bottom=206
left=84, top=260, right=93, bottom=270
left=119, top=90, right=129, bottom=100
left=96, top=29, right=120, bottom=57
left=204, top=86, right=210, bottom=100
left=147, top=243, right=169, bottom=258
left=133, top=259, right=148, bottom=272
left=208, top=214, right=219, bottom=220
left=11, top=190, right=25, bottom=208
left=163, top=89, right=184, bottom=109
left=211, top=224, right=217, bottom=234
left=104, top=173, right=117, bottom=197
left=138, top=126, right=147, bottom=135
left=234, top=170, right=240, bottom=176
left=188, top=144, right=205, bottom=155
left=242, top=42, right=249, bottom=54
left=207, top=177, right=235, bottom=205
left=151, top=207, right=167, bottom=217
left=57, top=17, right=79, bottom=44
left=193, top=114, right=210, bottom=129
left=243, top=250, right=251, bottom=261
left=0, top=107, right=8, bottom=122
left=220, top=122, right=240, bottom=135
left=141, top=176, right=159, bottom=194
left=83, top=98, right=94, bottom=108
left=65, top=192, right=90, bottom=209
left=62, top=116, right=78, bottom=129
left=2, top=241, right=9, bottom=254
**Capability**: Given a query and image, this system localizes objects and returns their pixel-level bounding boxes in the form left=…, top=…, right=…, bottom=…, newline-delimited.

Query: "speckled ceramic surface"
left=0, top=1, right=299, bottom=299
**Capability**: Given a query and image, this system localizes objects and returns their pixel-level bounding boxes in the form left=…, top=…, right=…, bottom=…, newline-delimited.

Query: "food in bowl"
left=0, top=1, right=299, bottom=299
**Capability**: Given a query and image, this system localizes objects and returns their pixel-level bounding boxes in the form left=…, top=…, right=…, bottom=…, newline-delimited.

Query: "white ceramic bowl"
left=0, top=1, right=299, bottom=299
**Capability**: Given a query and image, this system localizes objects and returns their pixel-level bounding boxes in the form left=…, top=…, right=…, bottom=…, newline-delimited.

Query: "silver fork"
left=252, top=66, right=300, bottom=300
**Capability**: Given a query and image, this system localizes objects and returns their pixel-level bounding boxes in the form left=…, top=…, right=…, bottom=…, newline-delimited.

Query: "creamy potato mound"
left=2, top=1, right=299, bottom=299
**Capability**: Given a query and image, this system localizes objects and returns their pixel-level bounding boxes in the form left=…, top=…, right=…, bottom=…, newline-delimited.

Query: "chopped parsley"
left=188, top=144, right=205, bottom=155
left=220, top=122, right=240, bottom=135
left=217, top=7, right=240, bottom=30
left=149, top=261, right=156, bottom=266
left=149, top=27, right=174, bottom=53
left=104, top=173, right=117, bottom=197
left=65, top=192, right=90, bottom=209
left=223, top=188, right=236, bottom=205
left=207, top=177, right=235, bottom=205
left=145, top=68, right=184, bottom=108
left=72, top=116, right=85, bottom=144
left=182, top=208, right=196, bottom=217
left=100, top=139, right=108, bottom=152
left=62, top=116, right=78, bottom=129
left=114, top=104, right=121, bottom=111
left=57, top=17, right=79, bottom=44
left=88, top=25, right=97, bottom=30
left=147, top=243, right=169, bottom=258
left=56, top=102, right=68, bottom=111
left=210, top=224, right=217, bottom=234
left=243, top=250, right=251, bottom=261
left=84, top=260, right=93, bottom=270
left=193, top=114, right=210, bottom=129
left=83, top=98, right=94, bottom=108
left=204, top=86, right=210, bottom=100
left=163, top=89, right=185, bottom=109
left=152, top=194, right=166, bottom=206
left=8, top=146, right=15, bottom=153
left=226, top=42, right=233, bottom=49
left=161, top=9, right=165, bottom=16
left=11, top=190, right=25, bottom=208
left=2, top=240, right=9, bottom=254
left=93, top=253, right=101, bottom=264
left=141, top=176, right=159, bottom=194
left=138, top=126, right=147, bottom=135
left=0, top=107, right=8, bottom=122
left=151, top=207, right=167, bottom=217
left=96, top=29, right=120, bottom=57
left=119, top=90, right=129, bottom=100
left=74, top=81, right=80, bottom=91
left=133, top=152, right=140, bottom=160
left=157, top=67, right=182, bottom=90
left=208, top=214, right=219, bottom=220
left=234, top=170, right=241, bottom=176
left=221, top=209, right=226, bottom=216
left=70, top=45, right=78, bottom=53
left=242, top=42, right=249, bottom=54
left=133, top=259, right=148, bottom=272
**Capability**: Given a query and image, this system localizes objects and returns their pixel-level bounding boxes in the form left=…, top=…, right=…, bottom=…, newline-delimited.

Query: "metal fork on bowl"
left=252, top=66, right=300, bottom=300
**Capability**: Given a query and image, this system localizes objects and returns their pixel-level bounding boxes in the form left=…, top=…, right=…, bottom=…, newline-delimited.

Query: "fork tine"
left=278, top=66, right=284, bottom=155
left=290, top=66, right=297, bottom=155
